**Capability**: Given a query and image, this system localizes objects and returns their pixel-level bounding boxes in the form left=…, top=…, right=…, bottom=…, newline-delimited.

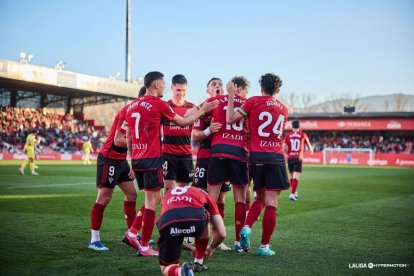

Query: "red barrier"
left=1, top=152, right=413, bottom=166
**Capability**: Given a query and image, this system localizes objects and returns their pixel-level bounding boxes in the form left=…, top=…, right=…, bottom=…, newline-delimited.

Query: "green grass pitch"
left=0, top=161, right=413, bottom=275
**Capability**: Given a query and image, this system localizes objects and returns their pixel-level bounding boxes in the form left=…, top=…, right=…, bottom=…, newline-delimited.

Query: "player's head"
left=292, top=120, right=300, bottom=129
left=230, top=76, right=250, bottom=98
left=259, top=73, right=282, bottom=96
left=171, top=74, right=188, bottom=101
left=144, top=71, right=165, bottom=97
left=207, top=77, right=223, bottom=97
left=138, top=86, right=146, bottom=97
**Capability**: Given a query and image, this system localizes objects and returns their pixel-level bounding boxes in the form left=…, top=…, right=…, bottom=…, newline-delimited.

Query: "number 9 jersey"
left=238, top=96, right=288, bottom=165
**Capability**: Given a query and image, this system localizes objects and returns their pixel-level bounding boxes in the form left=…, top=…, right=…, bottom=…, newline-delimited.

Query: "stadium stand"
left=0, top=107, right=106, bottom=154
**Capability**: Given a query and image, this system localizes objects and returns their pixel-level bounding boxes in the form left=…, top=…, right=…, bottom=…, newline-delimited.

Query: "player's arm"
left=114, top=130, right=127, bottom=148
left=171, top=100, right=218, bottom=127
left=126, top=127, right=132, bottom=158
left=305, top=135, right=314, bottom=154
left=192, top=118, right=222, bottom=142
left=205, top=214, right=226, bottom=258
left=226, top=82, right=244, bottom=124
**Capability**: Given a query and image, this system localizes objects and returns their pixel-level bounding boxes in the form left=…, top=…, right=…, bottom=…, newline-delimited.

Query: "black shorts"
left=207, top=157, right=248, bottom=186
left=252, top=163, right=290, bottom=191
left=134, top=168, right=164, bottom=191
left=192, top=158, right=231, bottom=192
left=157, top=207, right=208, bottom=265
left=162, top=156, right=194, bottom=183
left=288, top=158, right=303, bottom=173
left=96, top=154, right=134, bottom=189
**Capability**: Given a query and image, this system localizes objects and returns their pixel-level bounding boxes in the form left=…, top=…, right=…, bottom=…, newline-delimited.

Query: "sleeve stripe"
left=238, top=108, right=248, bottom=116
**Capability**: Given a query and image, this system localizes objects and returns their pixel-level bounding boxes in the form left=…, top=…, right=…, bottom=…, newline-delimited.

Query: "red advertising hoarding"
left=285, top=118, right=414, bottom=130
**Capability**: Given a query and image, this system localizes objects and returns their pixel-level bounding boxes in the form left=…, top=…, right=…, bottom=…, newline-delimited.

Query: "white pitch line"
left=1, top=182, right=94, bottom=189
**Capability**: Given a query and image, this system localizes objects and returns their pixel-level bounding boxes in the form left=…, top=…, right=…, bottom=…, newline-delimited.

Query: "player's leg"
left=159, top=234, right=192, bottom=276
left=257, top=190, right=280, bottom=256
left=19, top=157, right=29, bottom=175
left=163, top=157, right=177, bottom=192
left=193, top=224, right=210, bottom=272
left=176, top=159, right=194, bottom=188
left=89, top=187, right=113, bottom=251
left=118, top=180, right=137, bottom=228
left=291, top=171, right=301, bottom=199
left=138, top=169, right=163, bottom=256
left=229, top=160, right=248, bottom=253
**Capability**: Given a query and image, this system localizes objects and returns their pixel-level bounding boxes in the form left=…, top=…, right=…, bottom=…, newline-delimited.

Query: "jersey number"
left=223, top=106, right=243, bottom=131
left=258, top=112, right=285, bottom=138
left=132, top=112, right=141, bottom=139
left=171, top=186, right=188, bottom=195
left=290, top=139, right=300, bottom=151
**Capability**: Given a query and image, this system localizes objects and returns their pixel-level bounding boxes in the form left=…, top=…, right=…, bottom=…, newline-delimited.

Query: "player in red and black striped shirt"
left=122, top=71, right=218, bottom=257
left=162, top=74, right=197, bottom=191
left=226, top=73, right=290, bottom=256
left=284, top=120, right=313, bottom=201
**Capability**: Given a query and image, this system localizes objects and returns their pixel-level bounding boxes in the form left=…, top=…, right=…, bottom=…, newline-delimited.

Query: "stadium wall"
left=1, top=152, right=413, bottom=167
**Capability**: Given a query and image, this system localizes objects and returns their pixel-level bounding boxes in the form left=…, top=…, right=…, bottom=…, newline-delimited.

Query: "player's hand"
left=204, top=246, right=214, bottom=259
left=226, top=82, right=237, bottom=98
left=128, top=168, right=135, bottom=179
left=209, top=118, right=222, bottom=133
left=201, top=100, right=219, bottom=113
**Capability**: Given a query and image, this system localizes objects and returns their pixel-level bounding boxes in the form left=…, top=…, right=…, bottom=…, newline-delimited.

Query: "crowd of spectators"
left=309, top=131, right=413, bottom=154
left=0, top=107, right=106, bottom=154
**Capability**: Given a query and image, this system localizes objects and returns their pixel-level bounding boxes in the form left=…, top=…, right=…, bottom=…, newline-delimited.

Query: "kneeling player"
left=157, top=186, right=226, bottom=276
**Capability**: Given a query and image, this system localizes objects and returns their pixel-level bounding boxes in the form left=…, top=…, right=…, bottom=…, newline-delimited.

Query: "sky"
left=0, top=0, right=413, bottom=105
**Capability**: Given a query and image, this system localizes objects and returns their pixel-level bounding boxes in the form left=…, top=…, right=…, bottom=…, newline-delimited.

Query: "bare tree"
left=383, top=99, right=391, bottom=112
left=300, top=93, right=317, bottom=113
left=393, top=93, right=407, bottom=111
left=321, top=93, right=367, bottom=113
left=279, top=91, right=299, bottom=113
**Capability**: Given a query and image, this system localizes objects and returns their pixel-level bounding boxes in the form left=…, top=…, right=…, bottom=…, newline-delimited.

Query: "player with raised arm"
left=157, top=185, right=226, bottom=275
left=206, top=76, right=250, bottom=253
left=284, top=120, right=313, bottom=201
left=226, top=73, right=290, bottom=256
left=162, top=74, right=197, bottom=191
left=192, top=77, right=231, bottom=251
left=123, top=71, right=218, bottom=257
left=88, top=97, right=139, bottom=251
left=19, top=130, right=39, bottom=175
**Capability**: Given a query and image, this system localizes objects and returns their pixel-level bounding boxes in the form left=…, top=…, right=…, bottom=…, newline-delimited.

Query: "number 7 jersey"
left=125, top=96, right=176, bottom=170
left=238, top=96, right=288, bottom=165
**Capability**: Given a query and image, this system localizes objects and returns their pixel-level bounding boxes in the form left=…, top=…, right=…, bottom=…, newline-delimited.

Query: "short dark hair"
left=172, top=74, right=187, bottom=85
left=259, top=73, right=282, bottom=96
left=138, top=86, right=146, bottom=97
left=144, top=71, right=164, bottom=88
left=231, top=76, right=249, bottom=89
left=292, top=120, right=300, bottom=129
left=207, top=77, right=221, bottom=87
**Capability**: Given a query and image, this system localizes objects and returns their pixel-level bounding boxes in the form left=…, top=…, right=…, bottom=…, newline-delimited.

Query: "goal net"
left=322, top=148, right=374, bottom=166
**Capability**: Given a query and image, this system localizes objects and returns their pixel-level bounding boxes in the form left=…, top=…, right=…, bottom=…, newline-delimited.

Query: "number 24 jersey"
left=238, top=96, right=288, bottom=165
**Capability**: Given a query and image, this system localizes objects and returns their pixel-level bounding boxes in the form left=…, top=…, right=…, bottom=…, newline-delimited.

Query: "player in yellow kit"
left=19, top=130, right=39, bottom=175
left=83, top=137, right=94, bottom=165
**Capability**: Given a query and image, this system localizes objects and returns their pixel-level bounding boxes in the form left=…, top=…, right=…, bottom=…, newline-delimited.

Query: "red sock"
left=235, top=202, right=246, bottom=242
left=91, top=203, right=106, bottom=230
left=261, top=206, right=277, bottom=245
left=245, top=199, right=264, bottom=227
left=124, top=200, right=136, bottom=229
left=195, top=238, right=209, bottom=259
left=217, top=203, right=225, bottom=218
left=141, top=208, right=156, bottom=246
left=291, top=179, right=298, bottom=194
left=130, top=204, right=145, bottom=234
left=167, top=265, right=180, bottom=276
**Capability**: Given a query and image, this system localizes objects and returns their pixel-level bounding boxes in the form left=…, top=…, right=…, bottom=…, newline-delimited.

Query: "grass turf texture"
left=0, top=161, right=413, bottom=275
